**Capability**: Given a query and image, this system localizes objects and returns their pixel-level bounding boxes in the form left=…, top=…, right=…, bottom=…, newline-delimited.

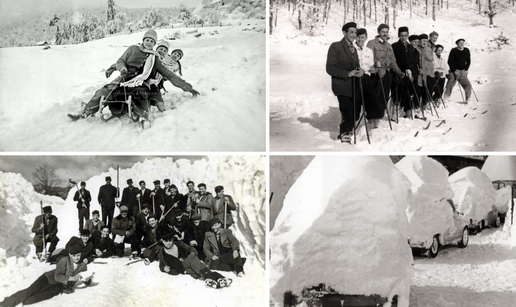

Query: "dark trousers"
left=191, top=244, right=206, bottom=261
left=433, top=77, right=446, bottom=101
left=114, top=234, right=140, bottom=257
left=421, top=76, right=436, bottom=105
left=35, top=235, right=59, bottom=255
left=408, top=79, right=421, bottom=110
left=78, top=207, right=90, bottom=232
left=393, top=76, right=412, bottom=112
left=209, top=251, right=245, bottom=274
left=102, top=206, right=115, bottom=229
left=375, top=72, right=393, bottom=113
left=337, top=93, right=361, bottom=134
left=360, top=75, right=383, bottom=120
left=0, top=274, right=63, bottom=307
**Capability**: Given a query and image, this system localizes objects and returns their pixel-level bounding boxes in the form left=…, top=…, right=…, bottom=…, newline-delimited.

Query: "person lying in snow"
left=48, top=229, right=95, bottom=265
left=68, top=29, right=199, bottom=123
left=0, top=243, right=91, bottom=307
left=141, top=231, right=232, bottom=289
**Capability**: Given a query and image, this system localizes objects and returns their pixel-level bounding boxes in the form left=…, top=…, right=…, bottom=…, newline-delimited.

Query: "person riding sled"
left=68, top=29, right=199, bottom=127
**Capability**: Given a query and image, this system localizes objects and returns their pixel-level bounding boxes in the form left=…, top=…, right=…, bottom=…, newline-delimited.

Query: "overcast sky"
left=0, top=155, right=204, bottom=187
left=0, top=0, right=203, bottom=23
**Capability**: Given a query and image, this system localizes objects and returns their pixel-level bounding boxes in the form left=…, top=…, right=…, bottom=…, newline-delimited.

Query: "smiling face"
left=142, top=207, right=149, bottom=215
left=70, top=253, right=81, bottom=263
left=421, top=38, right=428, bottom=48
left=156, top=46, right=168, bottom=58
left=92, top=213, right=99, bottom=222
left=148, top=217, right=157, bottom=228
left=199, top=186, right=206, bottom=193
left=162, top=239, right=174, bottom=249
left=399, top=31, right=409, bottom=44
left=343, top=27, right=357, bottom=42
left=211, top=222, right=221, bottom=233
left=143, top=38, right=156, bottom=50
left=356, top=34, right=367, bottom=47
left=436, top=46, right=443, bottom=56
left=101, top=228, right=109, bottom=238
left=81, top=234, right=90, bottom=244
left=171, top=51, right=182, bottom=61
left=430, top=34, right=438, bottom=44
left=379, top=28, right=389, bottom=41
left=410, top=39, right=420, bottom=49
left=140, top=182, right=146, bottom=189
left=193, top=219, right=200, bottom=226
left=187, top=182, right=194, bottom=191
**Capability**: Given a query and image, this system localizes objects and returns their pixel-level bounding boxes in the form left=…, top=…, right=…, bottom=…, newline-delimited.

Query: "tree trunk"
left=363, top=0, right=367, bottom=25
left=298, top=9, right=302, bottom=30
left=426, top=0, right=428, bottom=15
left=374, top=0, right=377, bottom=21
left=393, top=0, right=397, bottom=28
left=385, top=1, right=389, bottom=25
left=344, top=0, right=347, bottom=24
left=326, top=0, right=332, bottom=24
left=433, top=0, right=436, bottom=20
left=478, top=0, right=481, bottom=14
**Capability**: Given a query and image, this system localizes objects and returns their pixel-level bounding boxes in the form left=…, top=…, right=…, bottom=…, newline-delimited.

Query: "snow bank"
left=270, top=156, right=413, bottom=307
left=494, top=186, right=512, bottom=214
left=396, top=156, right=455, bottom=248
left=448, top=167, right=496, bottom=223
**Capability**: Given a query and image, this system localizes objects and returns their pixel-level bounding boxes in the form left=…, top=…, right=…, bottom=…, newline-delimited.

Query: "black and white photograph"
left=270, top=0, right=515, bottom=151
left=0, top=155, right=266, bottom=307
left=0, top=0, right=266, bottom=151
left=270, top=155, right=516, bottom=307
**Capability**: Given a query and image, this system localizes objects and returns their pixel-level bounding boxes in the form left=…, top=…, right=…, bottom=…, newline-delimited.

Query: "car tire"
left=476, top=222, right=483, bottom=233
left=495, top=216, right=501, bottom=228
left=429, top=235, right=440, bottom=258
left=458, top=227, right=469, bottom=248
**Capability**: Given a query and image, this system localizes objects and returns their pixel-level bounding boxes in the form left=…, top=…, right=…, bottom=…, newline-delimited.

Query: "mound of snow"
left=448, top=167, right=496, bottom=223
left=494, top=186, right=512, bottom=214
left=396, top=156, right=455, bottom=248
left=270, top=156, right=413, bottom=307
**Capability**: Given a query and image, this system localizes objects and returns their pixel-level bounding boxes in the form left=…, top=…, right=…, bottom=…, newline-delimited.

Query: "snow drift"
left=270, top=156, right=413, bottom=307
left=448, top=167, right=496, bottom=224
left=396, top=156, right=455, bottom=249
left=494, top=186, right=512, bottom=214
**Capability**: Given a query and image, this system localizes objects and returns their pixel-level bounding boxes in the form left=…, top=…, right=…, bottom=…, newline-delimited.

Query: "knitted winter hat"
left=156, top=40, right=169, bottom=51
left=377, top=23, right=389, bottom=32
left=143, top=29, right=158, bottom=43
left=342, top=22, right=357, bottom=32
left=419, top=34, right=429, bottom=40
left=398, top=26, right=409, bottom=35
left=171, top=49, right=184, bottom=59
left=356, top=28, right=367, bottom=36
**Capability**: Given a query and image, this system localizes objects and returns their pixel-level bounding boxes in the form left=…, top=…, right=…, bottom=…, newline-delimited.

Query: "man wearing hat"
left=444, top=38, right=472, bottom=102
left=367, top=24, right=404, bottom=121
left=164, top=182, right=185, bottom=216
left=185, top=213, right=211, bottom=260
left=391, top=26, right=420, bottom=119
left=48, top=229, right=95, bottom=265
left=137, top=180, right=152, bottom=214
left=204, top=218, right=245, bottom=277
left=197, top=183, right=214, bottom=221
left=73, top=181, right=92, bottom=233
left=31, top=205, right=59, bottom=261
left=0, top=243, right=88, bottom=307
left=416, top=34, right=436, bottom=108
left=112, top=205, right=139, bottom=259
left=85, top=210, right=105, bottom=245
left=211, top=186, right=237, bottom=229
left=92, top=226, right=114, bottom=258
left=122, top=179, right=139, bottom=217
left=98, top=176, right=119, bottom=229
left=135, top=204, right=152, bottom=246
left=326, top=22, right=363, bottom=143
left=151, top=179, right=166, bottom=218
left=184, top=180, right=198, bottom=216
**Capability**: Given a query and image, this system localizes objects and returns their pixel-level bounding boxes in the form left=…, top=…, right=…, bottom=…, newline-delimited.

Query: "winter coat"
left=121, top=186, right=139, bottom=210
left=203, top=229, right=240, bottom=259
left=32, top=215, right=58, bottom=246
left=185, top=220, right=210, bottom=246
left=433, top=54, right=449, bottom=78
left=135, top=212, right=151, bottom=232
left=210, top=194, right=236, bottom=227
left=143, top=225, right=159, bottom=247
left=196, top=192, right=214, bottom=221
left=138, top=188, right=153, bottom=211
left=143, top=242, right=197, bottom=275
left=111, top=214, right=136, bottom=237
left=367, top=37, right=402, bottom=75
left=44, top=256, right=87, bottom=285
left=98, top=184, right=118, bottom=209
left=93, top=235, right=114, bottom=255
left=391, top=40, right=417, bottom=73
left=416, top=45, right=435, bottom=83
left=152, top=187, right=166, bottom=217
left=447, top=47, right=471, bottom=72
left=354, top=42, right=375, bottom=75
left=73, top=189, right=92, bottom=210
left=184, top=190, right=198, bottom=214
left=116, top=45, right=193, bottom=92
left=65, top=236, right=95, bottom=264
left=164, top=191, right=185, bottom=213
left=326, top=37, right=360, bottom=97
left=85, top=219, right=105, bottom=234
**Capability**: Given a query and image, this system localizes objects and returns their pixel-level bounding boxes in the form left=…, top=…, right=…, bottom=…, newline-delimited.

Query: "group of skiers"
left=327, top=22, right=472, bottom=143
left=0, top=179, right=244, bottom=307
left=68, top=28, right=200, bottom=128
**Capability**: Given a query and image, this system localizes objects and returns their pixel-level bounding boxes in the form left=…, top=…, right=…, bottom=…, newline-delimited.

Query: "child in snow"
left=204, top=218, right=246, bottom=277
left=0, top=244, right=89, bottom=307
left=32, top=205, right=59, bottom=262
left=141, top=232, right=232, bottom=289
left=69, top=29, right=199, bottom=125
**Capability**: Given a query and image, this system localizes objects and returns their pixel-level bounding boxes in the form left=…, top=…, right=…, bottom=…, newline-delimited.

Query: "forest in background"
left=0, top=0, right=265, bottom=47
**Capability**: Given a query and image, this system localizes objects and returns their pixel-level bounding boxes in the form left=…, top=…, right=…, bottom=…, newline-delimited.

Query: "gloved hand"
left=105, top=70, right=113, bottom=78
left=119, top=67, right=128, bottom=76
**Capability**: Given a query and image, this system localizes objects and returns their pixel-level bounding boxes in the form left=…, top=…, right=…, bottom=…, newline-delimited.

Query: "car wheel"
left=429, top=235, right=440, bottom=257
left=458, top=227, right=469, bottom=248
left=495, top=216, right=501, bottom=228
left=476, top=222, right=483, bottom=233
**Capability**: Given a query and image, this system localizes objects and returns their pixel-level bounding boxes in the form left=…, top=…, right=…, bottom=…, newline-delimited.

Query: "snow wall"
left=494, top=186, right=512, bottom=214
left=396, top=156, right=455, bottom=248
left=270, top=156, right=413, bottom=307
left=448, top=167, right=496, bottom=223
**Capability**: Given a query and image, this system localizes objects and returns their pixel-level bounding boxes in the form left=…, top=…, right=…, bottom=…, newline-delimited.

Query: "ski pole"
left=395, top=77, right=399, bottom=124
left=379, top=74, right=393, bottom=130
left=224, top=197, right=228, bottom=229
left=138, top=197, right=141, bottom=213
left=471, top=85, right=479, bottom=102
left=407, top=88, right=415, bottom=120
left=410, top=80, right=424, bottom=119
left=353, top=76, right=356, bottom=144
left=358, top=77, right=371, bottom=144
left=152, top=195, right=155, bottom=215
left=432, top=77, right=446, bottom=108
left=424, top=85, right=439, bottom=118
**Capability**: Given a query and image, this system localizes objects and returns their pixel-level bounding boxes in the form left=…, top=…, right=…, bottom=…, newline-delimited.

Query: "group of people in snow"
left=0, top=179, right=244, bottom=307
left=327, top=22, right=472, bottom=143
left=68, top=28, right=200, bottom=128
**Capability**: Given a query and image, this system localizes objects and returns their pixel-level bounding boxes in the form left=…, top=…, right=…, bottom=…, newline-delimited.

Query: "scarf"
left=121, top=46, right=159, bottom=88
left=148, top=54, right=179, bottom=87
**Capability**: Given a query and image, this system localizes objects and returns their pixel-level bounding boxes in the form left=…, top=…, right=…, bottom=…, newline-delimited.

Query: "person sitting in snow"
left=68, top=29, right=199, bottom=126
left=112, top=205, right=139, bottom=259
left=135, top=204, right=152, bottom=247
left=0, top=243, right=90, bottom=307
left=93, top=226, right=114, bottom=258
left=49, top=229, right=95, bottom=265
left=185, top=213, right=210, bottom=261
left=32, top=205, right=59, bottom=261
left=73, top=181, right=92, bottom=233
left=141, top=232, right=232, bottom=289
left=85, top=210, right=105, bottom=238
left=142, top=214, right=160, bottom=248
left=165, top=210, right=189, bottom=241
left=204, top=218, right=245, bottom=277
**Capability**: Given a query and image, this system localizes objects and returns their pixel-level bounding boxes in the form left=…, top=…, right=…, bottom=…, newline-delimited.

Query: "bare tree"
left=433, top=0, right=436, bottom=20
left=486, top=0, right=497, bottom=26
left=33, top=163, right=60, bottom=196
left=107, top=0, right=116, bottom=22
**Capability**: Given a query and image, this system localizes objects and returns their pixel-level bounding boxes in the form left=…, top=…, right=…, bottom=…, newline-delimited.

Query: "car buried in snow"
left=409, top=200, right=469, bottom=258
left=467, top=205, right=501, bottom=233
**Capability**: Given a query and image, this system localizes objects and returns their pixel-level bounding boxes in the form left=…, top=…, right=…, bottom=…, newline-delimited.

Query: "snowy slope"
left=0, top=21, right=265, bottom=151
left=0, top=156, right=266, bottom=307
left=270, top=1, right=516, bottom=151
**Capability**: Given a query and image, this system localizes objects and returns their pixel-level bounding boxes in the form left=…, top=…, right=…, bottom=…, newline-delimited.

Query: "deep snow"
left=270, top=1, right=516, bottom=151
left=0, top=20, right=265, bottom=151
left=0, top=156, right=266, bottom=307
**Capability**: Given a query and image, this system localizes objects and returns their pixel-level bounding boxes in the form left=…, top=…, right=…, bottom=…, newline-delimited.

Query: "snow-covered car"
left=410, top=200, right=469, bottom=257
left=485, top=206, right=502, bottom=228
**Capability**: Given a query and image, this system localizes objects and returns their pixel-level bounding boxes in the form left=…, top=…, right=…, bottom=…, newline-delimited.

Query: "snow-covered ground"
left=270, top=1, right=516, bottom=151
left=0, top=20, right=265, bottom=151
left=0, top=156, right=266, bottom=307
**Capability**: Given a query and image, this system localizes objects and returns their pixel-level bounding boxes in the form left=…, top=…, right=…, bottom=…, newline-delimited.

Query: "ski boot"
left=217, top=278, right=233, bottom=288
left=337, top=131, right=352, bottom=144
left=130, top=252, right=139, bottom=260
left=205, top=279, right=218, bottom=289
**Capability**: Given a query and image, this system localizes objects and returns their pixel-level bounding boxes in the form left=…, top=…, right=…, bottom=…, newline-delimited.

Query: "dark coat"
left=143, top=225, right=159, bottom=247
left=66, top=237, right=95, bottom=264
left=111, top=214, right=136, bottom=237
left=73, top=189, right=92, bottom=210
left=210, top=194, right=237, bottom=226
left=98, top=184, right=118, bottom=209
left=44, top=256, right=87, bottom=285
left=326, top=37, right=360, bottom=97
left=32, top=215, right=58, bottom=246
left=185, top=220, right=210, bottom=245
left=151, top=187, right=166, bottom=217
left=135, top=212, right=151, bottom=233
left=203, top=229, right=240, bottom=259
left=164, top=191, right=185, bottom=213
left=143, top=242, right=197, bottom=275
left=93, top=235, right=114, bottom=256
left=392, top=40, right=413, bottom=72
left=196, top=192, right=214, bottom=221
left=138, top=188, right=153, bottom=211
left=121, top=186, right=139, bottom=210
